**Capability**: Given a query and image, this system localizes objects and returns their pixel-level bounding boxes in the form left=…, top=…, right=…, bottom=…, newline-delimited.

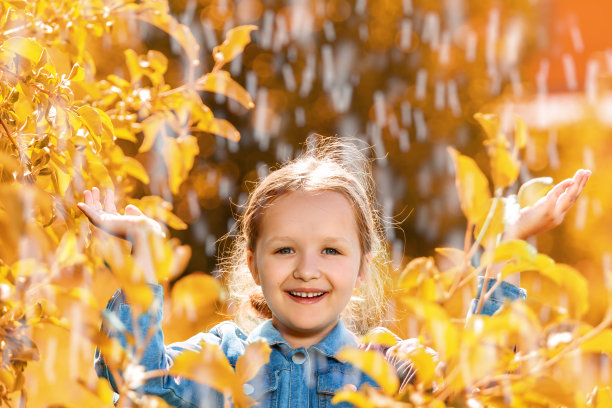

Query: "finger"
left=556, top=180, right=581, bottom=214
left=83, top=189, right=93, bottom=207
left=92, top=187, right=103, bottom=211
left=77, top=202, right=100, bottom=226
left=124, top=204, right=144, bottom=216
left=104, top=189, right=118, bottom=214
left=545, top=179, right=574, bottom=205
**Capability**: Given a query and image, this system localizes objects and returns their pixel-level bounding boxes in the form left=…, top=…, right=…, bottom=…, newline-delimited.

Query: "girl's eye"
left=276, top=247, right=294, bottom=255
left=322, top=248, right=339, bottom=255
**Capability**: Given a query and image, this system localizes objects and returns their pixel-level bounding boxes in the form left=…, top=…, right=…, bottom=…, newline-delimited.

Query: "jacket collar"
left=247, top=319, right=359, bottom=360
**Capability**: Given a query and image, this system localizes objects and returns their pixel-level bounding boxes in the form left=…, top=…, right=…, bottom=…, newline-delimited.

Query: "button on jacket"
left=95, top=280, right=525, bottom=407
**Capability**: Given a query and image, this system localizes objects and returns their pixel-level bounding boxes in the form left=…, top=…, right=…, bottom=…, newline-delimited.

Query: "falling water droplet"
left=321, top=44, right=335, bottom=91
left=373, top=91, right=386, bottom=127
left=398, top=129, right=410, bottom=152
left=585, top=59, right=599, bottom=103
left=562, top=54, right=578, bottom=91
left=282, top=63, right=297, bottom=92
left=400, top=100, right=412, bottom=126
left=447, top=80, right=461, bottom=117
left=414, top=69, right=427, bottom=101
left=434, top=80, right=445, bottom=110
left=299, top=54, right=316, bottom=97
left=399, top=19, right=412, bottom=51
left=324, top=20, right=336, bottom=42
left=547, top=129, right=560, bottom=170
left=259, top=10, right=275, bottom=49
left=413, top=109, right=428, bottom=142
left=295, top=106, right=306, bottom=127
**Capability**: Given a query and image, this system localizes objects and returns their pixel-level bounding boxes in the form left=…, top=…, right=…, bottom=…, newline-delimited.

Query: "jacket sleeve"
left=94, top=285, right=223, bottom=408
left=467, top=277, right=527, bottom=317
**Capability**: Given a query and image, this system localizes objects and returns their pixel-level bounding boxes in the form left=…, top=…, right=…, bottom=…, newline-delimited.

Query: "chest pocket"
left=316, top=367, right=364, bottom=408
left=249, top=370, right=279, bottom=408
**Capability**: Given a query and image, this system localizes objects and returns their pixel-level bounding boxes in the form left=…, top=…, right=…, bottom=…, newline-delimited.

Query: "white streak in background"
left=562, top=53, right=578, bottom=91
left=299, top=53, right=316, bottom=97
left=444, top=0, right=465, bottom=31
left=324, top=20, right=336, bottom=42
left=585, top=59, right=599, bottom=103
left=525, top=133, right=536, bottom=165
left=367, top=122, right=387, bottom=165
left=536, top=59, right=549, bottom=96
left=547, top=130, right=560, bottom=170
left=414, top=109, right=428, bottom=142
left=282, top=63, right=297, bottom=92
left=218, top=0, right=228, bottom=13
left=253, top=87, right=268, bottom=146
left=355, top=0, right=367, bottom=15
left=223, top=18, right=236, bottom=36
left=215, top=90, right=226, bottom=104
left=465, top=30, right=478, bottom=62
left=485, top=9, right=500, bottom=75
left=432, top=143, right=448, bottom=173
left=228, top=138, right=239, bottom=153
left=275, top=140, right=294, bottom=163
left=402, top=0, right=413, bottom=15
left=388, top=112, right=400, bottom=138
left=434, top=80, right=445, bottom=110
left=422, top=12, right=440, bottom=50
left=399, top=19, right=412, bottom=51
left=414, top=69, right=427, bottom=100
left=502, top=18, right=523, bottom=69
left=201, top=19, right=218, bottom=51
left=68, top=305, right=82, bottom=379
left=592, top=197, right=603, bottom=218
left=44, top=336, right=57, bottom=382
left=398, top=129, right=410, bottom=152
left=447, top=80, right=461, bottom=116
left=574, top=194, right=588, bottom=231
left=321, top=44, right=334, bottom=91
left=510, top=68, right=523, bottom=97
left=438, top=30, right=451, bottom=65
left=604, top=253, right=612, bottom=289
left=295, top=106, right=306, bottom=127
left=219, top=176, right=233, bottom=200
left=570, top=22, right=584, bottom=53
left=245, top=70, right=258, bottom=99
left=289, top=6, right=314, bottom=43
left=259, top=10, right=274, bottom=49
left=401, top=100, right=412, bottom=126
left=331, top=84, right=353, bottom=113
left=392, top=239, right=404, bottom=269
left=583, top=145, right=595, bottom=171
left=605, top=49, right=612, bottom=72
left=256, top=161, right=269, bottom=181
left=229, top=53, right=242, bottom=76
left=272, top=13, right=289, bottom=52
left=359, top=23, right=369, bottom=42
left=205, top=235, right=217, bottom=257
left=186, top=189, right=201, bottom=220
left=373, top=91, right=386, bottom=127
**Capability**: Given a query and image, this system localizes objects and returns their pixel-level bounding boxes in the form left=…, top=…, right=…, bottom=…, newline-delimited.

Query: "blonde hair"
left=221, top=135, right=391, bottom=334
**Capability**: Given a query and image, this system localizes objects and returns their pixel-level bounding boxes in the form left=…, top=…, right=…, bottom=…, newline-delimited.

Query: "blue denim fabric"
left=95, top=279, right=523, bottom=407
left=467, top=277, right=527, bottom=317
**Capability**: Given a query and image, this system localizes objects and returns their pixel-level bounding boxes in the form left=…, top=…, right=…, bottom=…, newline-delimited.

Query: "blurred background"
left=94, top=0, right=612, bottom=325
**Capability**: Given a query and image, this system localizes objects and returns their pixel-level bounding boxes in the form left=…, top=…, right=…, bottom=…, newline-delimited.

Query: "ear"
left=247, top=249, right=261, bottom=286
left=355, top=252, right=371, bottom=289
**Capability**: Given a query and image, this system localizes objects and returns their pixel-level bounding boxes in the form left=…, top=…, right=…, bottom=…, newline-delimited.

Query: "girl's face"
left=247, top=190, right=369, bottom=348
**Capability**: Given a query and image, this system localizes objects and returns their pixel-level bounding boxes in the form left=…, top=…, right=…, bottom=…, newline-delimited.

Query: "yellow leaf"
left=447, top=147, right=491, bottom=225
left=360, top=331, right=398, bottom=347
left=517, top=177, right=554, bottom=208
left=124, top=49, right=143, bottom=83
left=540, top=264, right=589, bottom=318
left=147, top=50, right=168, bottom=75
left=213, top=25, right=258, bottom=67
left=68, top=63, right=84, bottom=82
left=595, top=387, right=612, bottom=408
left=489, top=146, right=520, bottom=188
left=197, top=117, right=241, bottom=142
left=77, top=106, right=102, bottom=148
left=235, top=340, right=271, bottom=383
left=168, top=341, right=238, bottom=392
left=434, top=247, right=465, bottom=268
left=171, top=274, right=222, bottom=321
left=163, top=135, right=199, bottom=194
left=514, top=115, right=528, bottom=149
left=389, top=343, right=437, bottom=387
left=196, top=71, right=254, bottom=109
left=331, top=390, right=375, bottom=408
left=2, top=37, right=43, bottom=63
left=336, top=348, right=399, bottom=395
left=474, top=112, right=502, bottom=143
left=140, top=114, right=165, bottom=153
left=123, top=156, right=150, bottom=184
left=487, top=239, right=538, bottom=264
left=474, top=197, right=505, bottom=246
left=581, top=329, right=612, bottom=355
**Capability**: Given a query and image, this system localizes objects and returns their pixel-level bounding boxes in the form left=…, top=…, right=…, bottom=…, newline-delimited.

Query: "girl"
left=78, top=137, right=589, bottom=407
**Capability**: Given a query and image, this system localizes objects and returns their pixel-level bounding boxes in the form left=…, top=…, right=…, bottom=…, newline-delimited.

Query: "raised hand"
left=77, top=187, right=166, bottom=242
left=504, top=169, right=591, bottom=241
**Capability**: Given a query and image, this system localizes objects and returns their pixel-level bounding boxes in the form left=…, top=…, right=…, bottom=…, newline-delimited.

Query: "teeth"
left=290, top=291, right=323, bottom=298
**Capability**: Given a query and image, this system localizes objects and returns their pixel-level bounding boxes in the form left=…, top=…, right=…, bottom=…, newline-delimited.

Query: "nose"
left=293, top=252, right=321, bottom=281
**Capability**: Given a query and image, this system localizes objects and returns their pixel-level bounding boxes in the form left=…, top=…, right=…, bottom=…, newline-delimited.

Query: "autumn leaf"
left=2, top=37, right=43, bottom=63
left=168, top=341, right=237, bottom=391
left=196, top=117, right=241, bottom=142
left=517, top=177, right=554, bottom=208
left=489, top=145, right=520, bottom=188
left=514, top=115, right=528, bottom=149
left=336, top=348, right=399, bottom=396
left=235, top=341, right=271, bottom=383
left=196, top=70, right=254, bottom=109
left=213, top=25, right=258, bottom=69
left=447, top=147, right=491, bottom=225
left=332, top=390, right=376, bottom=408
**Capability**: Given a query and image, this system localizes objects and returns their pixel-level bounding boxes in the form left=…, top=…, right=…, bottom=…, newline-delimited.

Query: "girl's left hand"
left=504, top=169, right=591, bottom=241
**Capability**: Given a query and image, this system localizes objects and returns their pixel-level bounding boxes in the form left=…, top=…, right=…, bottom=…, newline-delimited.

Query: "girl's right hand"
left=77, top=187, right=166, bottom=242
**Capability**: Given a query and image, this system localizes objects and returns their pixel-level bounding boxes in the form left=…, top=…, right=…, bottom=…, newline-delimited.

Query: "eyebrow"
left=263, top=236, right=352, bottom=245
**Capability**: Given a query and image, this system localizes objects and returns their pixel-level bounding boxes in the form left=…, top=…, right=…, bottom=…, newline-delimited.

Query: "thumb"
left=124, top=204, right=144, bottom=216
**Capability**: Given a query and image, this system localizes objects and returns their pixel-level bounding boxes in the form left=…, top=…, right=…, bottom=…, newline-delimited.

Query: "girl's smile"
left=247, top=189, right=369, bottom=349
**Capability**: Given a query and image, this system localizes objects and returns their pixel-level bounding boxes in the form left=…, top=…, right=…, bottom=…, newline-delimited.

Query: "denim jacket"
left=95, top=279, right=525, bottom=407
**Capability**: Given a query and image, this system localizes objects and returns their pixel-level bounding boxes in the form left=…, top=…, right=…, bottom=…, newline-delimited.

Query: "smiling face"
left=247, top=190, right=369, bottom=348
